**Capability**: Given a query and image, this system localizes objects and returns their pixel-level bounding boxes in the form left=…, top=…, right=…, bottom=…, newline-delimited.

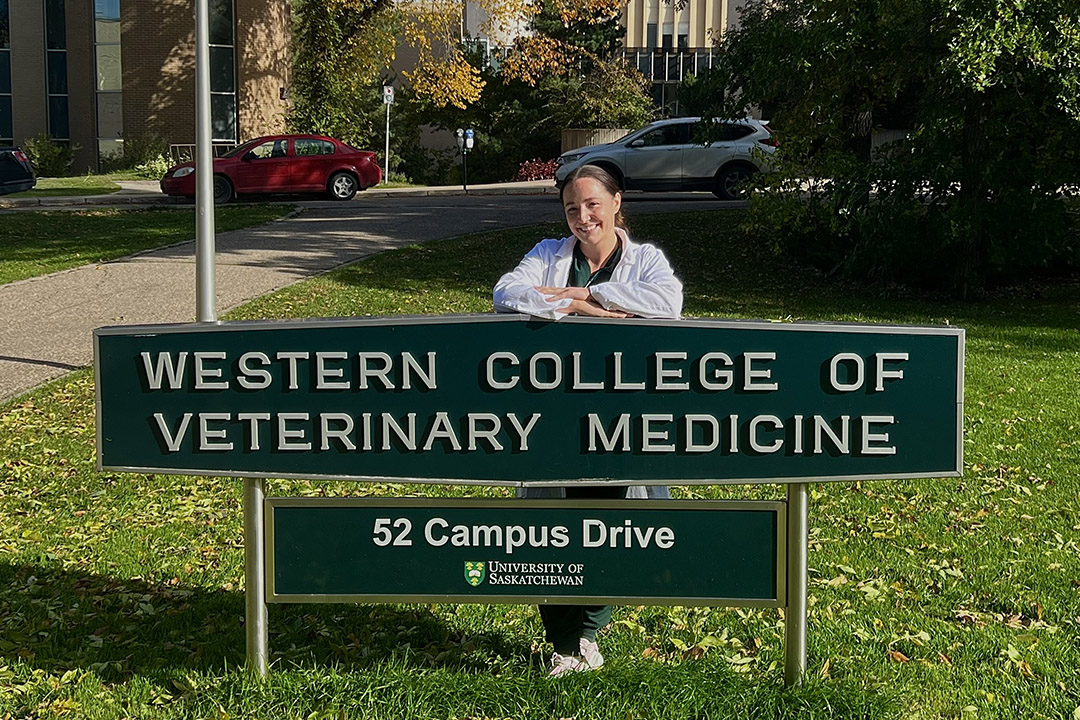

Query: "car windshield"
left=220, top=139, right=264, bottom=159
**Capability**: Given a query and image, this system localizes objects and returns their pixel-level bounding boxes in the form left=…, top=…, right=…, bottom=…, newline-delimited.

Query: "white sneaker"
left=547, top=638, right=605, bottom=677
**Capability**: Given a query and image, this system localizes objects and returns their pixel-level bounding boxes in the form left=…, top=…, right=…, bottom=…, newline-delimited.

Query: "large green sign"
left=94, top=314, right=964, bottom=485
left=266, top=499, right=785, bottom=605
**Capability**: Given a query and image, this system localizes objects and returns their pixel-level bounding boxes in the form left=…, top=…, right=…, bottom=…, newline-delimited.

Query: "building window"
left=0, top=0, right=11, bottom=144
left=45, top=0, right=68, bottom=141
left=209, top=0, right=236, bottom=142
left=95, top=0, right=122, bottom=164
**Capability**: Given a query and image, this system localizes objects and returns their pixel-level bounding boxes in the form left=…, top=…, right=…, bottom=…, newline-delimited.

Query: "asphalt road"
left=0, top=191, right=732, bottom=402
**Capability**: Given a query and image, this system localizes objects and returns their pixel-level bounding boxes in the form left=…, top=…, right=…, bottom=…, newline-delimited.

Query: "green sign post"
left=93, top=314, right=965, bottom=685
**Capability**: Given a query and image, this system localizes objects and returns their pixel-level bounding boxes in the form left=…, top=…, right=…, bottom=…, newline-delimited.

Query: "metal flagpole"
left=784, top=482, right=809, bottom=686
left=194, top=0, right=268, bottom=679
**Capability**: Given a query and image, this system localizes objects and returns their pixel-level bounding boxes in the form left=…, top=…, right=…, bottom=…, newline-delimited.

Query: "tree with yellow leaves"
left=290, top=0, right=485, bottom=148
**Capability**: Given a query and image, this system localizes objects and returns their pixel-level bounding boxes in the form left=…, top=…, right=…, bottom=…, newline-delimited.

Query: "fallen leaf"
left=887, top=650, right=909, bottom=663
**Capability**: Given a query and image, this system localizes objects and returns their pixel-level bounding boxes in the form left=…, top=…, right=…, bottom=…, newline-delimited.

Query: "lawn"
left=0, top=205, right=295, bottom=285
left=5, top=174, right=125, bottom=198
left=1, top=210, right=1078, bottom=719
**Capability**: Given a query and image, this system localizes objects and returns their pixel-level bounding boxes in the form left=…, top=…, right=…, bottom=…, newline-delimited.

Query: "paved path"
left=0, top=186, right=732, bottom=402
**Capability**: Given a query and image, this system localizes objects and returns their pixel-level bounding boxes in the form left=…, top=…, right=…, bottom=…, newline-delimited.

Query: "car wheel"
left=213, top=175, right=233, bottom=204
left=714, top=165, right=756, bottom=201
left=328, top=172, right=358, bottom=201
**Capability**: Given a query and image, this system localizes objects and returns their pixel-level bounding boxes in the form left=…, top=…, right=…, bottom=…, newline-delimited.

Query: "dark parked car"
left=160, top=134, right=382, bottom=203
left=0, top=147, right=36, bottom=195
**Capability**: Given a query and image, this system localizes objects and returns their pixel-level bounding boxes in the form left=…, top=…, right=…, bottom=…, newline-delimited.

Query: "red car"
left=160, top=134, right=381, bottom=203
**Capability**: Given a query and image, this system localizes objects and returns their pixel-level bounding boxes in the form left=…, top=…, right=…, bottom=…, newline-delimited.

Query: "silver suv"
left=554, top=117, right=777, bottom=200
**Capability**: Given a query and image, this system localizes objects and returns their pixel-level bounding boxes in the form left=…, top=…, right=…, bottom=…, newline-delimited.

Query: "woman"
left=492, top=164, right=684, bottom=676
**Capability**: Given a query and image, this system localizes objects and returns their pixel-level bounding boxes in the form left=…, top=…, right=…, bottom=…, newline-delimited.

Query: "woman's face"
left=562, top=176, right=621, bottom=248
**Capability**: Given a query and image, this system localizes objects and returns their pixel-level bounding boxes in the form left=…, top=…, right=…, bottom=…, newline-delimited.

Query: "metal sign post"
left=382, top=85, right=394, bottom=185
left=195, top=0, right=269, bottom=680
left=784, top=482, right=809, bottom=686
left=245, top=476, right=269, bottom=676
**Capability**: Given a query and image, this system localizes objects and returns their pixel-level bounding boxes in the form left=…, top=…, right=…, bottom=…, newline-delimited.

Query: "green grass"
left=1, top=211, right=1079, bottom=718
left=0, top=205, right=295, bottom=285
left=6, top=174, right=124, bottom=197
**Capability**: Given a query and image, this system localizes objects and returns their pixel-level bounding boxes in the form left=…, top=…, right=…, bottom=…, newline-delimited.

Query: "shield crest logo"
left=464, top=561, right=486, bottom=587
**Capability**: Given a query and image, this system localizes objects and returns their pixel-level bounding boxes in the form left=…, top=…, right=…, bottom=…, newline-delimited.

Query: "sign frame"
left=93, top=313, right=965, bottom=487
left=264, top=497, right=788, bottom=608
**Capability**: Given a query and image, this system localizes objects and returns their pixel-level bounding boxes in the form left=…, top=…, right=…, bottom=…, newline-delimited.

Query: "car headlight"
left=557, top=153, right=586, bottom=166
left=172, top=167, right=194, bottom=178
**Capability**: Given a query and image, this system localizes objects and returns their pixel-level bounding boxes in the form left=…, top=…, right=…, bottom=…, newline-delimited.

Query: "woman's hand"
left=535, top=286, right=630, bottom=318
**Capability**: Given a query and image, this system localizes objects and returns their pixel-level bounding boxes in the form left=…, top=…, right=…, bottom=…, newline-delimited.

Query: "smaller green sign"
left=266, top=499, right=786, bottom=606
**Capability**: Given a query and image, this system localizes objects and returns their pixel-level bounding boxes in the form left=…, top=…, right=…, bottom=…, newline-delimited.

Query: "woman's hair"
left=560, top=164, right=628, bottom=230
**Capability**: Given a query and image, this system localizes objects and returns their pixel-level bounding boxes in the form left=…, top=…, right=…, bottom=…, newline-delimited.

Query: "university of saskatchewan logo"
left=464, top=561, right=486, bottom=587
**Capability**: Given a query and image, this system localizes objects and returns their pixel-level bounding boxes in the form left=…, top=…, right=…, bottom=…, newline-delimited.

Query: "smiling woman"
left=491, top=163, right=684, bottom=677
left=493, top=164, right=683, bottom=321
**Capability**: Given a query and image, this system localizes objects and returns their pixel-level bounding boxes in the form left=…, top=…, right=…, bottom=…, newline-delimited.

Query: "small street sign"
left=383, top=85, right=394, bottom=105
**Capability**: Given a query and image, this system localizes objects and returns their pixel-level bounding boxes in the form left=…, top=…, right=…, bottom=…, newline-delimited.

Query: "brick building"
left=0, top=0, right=290, bottom=173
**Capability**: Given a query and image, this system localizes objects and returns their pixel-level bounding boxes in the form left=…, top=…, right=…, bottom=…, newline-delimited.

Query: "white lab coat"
left=493, top=227, right=681, bottom=499
left=492, top=227, right=683, bottom=320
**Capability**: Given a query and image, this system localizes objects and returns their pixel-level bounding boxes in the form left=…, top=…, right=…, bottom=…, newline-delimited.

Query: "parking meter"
left=464, top=128, right=475, bottom=152
left=455, top=128, right=465, bottom=154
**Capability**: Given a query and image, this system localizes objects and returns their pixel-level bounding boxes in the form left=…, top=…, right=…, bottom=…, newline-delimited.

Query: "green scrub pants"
left=540, top=485, right=627, bottom=655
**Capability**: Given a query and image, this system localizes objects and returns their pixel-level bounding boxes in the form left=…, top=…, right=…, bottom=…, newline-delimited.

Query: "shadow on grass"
left=309, top=209, right=1080, bottom=342
left=0, top=562, right=529, bottom=680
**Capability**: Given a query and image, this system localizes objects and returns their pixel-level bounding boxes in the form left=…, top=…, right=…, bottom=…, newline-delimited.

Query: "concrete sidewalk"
left=0, top=191, right=573, bottom=402
left=0, top=178, right=557, bottom=209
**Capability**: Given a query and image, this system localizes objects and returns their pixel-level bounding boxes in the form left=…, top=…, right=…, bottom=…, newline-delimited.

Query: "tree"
left=703, top=0, right=1080, bottom=296
left=288, top=0, right=397, bottom=146
left=529, top=0, right=624, bottom=72
left=290, top=0, right=484, bottom=147
left=499, top=0, right=653, bottom=130
left=547, top=60, right=654, bottom=130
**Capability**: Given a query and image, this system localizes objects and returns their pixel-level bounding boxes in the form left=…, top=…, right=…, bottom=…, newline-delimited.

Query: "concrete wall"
left=236, top=0, right=290, bottom=141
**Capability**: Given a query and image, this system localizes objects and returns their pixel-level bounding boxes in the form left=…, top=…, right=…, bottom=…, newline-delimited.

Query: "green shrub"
left=132, top=154, right=172, bottom=180
left=549, top=62, right=655, bottom=130
left=23, top=134, right=79, bottom=177
left=99, top=135, right=171, bottom=173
